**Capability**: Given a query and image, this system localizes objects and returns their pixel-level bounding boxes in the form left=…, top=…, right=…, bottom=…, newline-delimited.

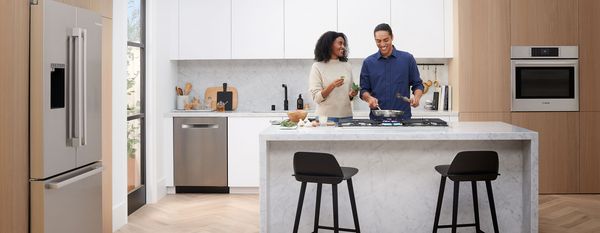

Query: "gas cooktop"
left=337, top=118, right=448, bottom=127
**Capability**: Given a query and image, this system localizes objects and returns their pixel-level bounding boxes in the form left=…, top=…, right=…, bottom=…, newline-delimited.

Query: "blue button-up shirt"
left=360, top=48, right=423, bottom=120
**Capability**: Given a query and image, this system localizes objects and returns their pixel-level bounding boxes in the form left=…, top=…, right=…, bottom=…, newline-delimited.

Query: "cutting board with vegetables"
left=204, top=85, right=238, bottom=110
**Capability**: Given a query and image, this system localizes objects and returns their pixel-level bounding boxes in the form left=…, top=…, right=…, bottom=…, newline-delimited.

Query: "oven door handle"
left=511, top=60, right=578, bottom=66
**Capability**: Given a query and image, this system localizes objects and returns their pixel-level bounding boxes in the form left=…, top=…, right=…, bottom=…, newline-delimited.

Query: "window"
left=126, top=0, right=146, bottom=215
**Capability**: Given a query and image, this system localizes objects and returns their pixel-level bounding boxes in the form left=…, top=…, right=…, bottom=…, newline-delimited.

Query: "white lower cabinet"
left=227, top=117, right=281, bottom=188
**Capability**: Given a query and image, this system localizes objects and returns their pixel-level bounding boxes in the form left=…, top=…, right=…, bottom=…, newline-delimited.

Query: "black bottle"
left=296, top=94, right=304, bottom=110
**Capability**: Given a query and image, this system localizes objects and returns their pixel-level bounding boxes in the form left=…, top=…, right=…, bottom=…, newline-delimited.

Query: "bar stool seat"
left=292, top=152, right=361, bottom=233
left=432, top=151, right=501, bottom=233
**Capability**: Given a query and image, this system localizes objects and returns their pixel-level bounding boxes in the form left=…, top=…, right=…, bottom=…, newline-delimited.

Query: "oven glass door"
left=515, top=66, right=575, bottom=99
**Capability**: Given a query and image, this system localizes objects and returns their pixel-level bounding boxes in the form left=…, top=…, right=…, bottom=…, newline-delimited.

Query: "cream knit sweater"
left=308, top=60, right=354, bottom=118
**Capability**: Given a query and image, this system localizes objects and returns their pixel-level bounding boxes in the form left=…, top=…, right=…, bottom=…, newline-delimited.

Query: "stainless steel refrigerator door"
left=73, top=6, right=102, bottom=167
left=30, top=0, right=78, bottom=179
left=30, top=162, right=103, bottom=233
left=173, top=117, right=228, bottom=186
left=30, top=0, right=102, bottom=179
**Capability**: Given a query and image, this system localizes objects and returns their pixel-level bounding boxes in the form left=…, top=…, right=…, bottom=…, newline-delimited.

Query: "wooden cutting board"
left=204, top=86, right=238, bottom=110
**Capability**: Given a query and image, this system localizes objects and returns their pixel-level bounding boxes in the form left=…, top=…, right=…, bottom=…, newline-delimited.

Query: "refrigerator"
left=29, top=0, right=103, bottom=232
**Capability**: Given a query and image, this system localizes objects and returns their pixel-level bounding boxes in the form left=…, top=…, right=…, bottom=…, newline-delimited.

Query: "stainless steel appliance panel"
left=510, top=46, right=579, bottom=111
left=30, top=162, right=103, bottom=233
left=30, top=0, right=78, bottom=179
left=30, top=1, right=104, bottom=232
left=73, top=7, right=102, bottom=167
left=173, top=117, right=228, bottom=187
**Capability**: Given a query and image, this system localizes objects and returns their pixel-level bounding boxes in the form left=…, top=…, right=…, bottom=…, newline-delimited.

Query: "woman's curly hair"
left=314, top=31, right=348, bottom=63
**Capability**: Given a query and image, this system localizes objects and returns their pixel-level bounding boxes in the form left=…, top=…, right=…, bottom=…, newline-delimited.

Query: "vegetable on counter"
left=280, top=119, right=298, bottom=128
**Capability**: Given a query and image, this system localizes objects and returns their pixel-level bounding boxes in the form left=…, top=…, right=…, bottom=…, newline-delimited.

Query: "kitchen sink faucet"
left=282, top=84, right=289, bottom=111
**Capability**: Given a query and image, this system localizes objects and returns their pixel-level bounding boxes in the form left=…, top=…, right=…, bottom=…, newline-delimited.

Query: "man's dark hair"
left=314, top=31, right=349, bottom=63
left=373, top=23, right=393, bottom=37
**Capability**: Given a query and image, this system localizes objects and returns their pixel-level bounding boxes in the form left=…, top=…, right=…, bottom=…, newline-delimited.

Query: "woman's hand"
left=329, top=78, right=344, bottom=89
left=349, top=89, right=358, bottom=98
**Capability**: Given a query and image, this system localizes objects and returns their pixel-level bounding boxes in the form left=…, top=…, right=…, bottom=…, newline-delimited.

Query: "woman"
left=308, top=31, right=357, bottom=123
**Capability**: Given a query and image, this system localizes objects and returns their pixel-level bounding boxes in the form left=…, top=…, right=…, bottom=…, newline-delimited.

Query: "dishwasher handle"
left=181, top=123, right=219, bottom=129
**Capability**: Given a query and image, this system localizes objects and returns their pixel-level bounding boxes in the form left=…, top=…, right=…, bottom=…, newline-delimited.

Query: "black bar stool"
left=292, top=152, right=361, bottom=233
left=432, top=151, right=500, bottom=233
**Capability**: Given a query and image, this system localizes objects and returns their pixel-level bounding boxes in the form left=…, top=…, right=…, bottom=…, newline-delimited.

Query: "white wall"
left=112, top=0, right=128, bottom=230
left=146, top=0, right=177, bottom=202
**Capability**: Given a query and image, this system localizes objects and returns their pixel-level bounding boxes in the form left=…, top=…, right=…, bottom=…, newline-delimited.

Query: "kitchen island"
left=259, top=121, right=538, bottom=233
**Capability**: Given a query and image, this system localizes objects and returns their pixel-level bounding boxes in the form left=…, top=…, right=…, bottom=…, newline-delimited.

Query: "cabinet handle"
left=181, top=124, right=219, bottom=129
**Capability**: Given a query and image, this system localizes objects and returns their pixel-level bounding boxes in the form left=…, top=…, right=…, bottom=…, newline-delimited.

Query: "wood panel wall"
left=0, top=0, right=30, bottom=232
left=454, top=0, right=511, bottom=117
left=459, top=112, right=512, bottom=123
left=101, top=16, right=113, bottom=233
left=579, top=0, right=600, bottom=112
left=512, top=112, right=580, bottom=193
left=511, top=0, right=579, bottom=45
left=578, top=0, right=600, bottom=193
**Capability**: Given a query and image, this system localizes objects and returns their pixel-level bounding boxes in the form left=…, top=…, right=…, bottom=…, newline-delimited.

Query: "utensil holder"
left=176, top=95, right=188, bottom=110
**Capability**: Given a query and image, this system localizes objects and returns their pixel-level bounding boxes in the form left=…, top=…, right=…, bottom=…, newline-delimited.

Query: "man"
left=360, top=23, right=424, bottom=120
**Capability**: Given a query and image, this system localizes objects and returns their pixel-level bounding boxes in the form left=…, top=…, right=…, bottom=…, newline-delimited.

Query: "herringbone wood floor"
left=540, top=195, right=600, bottom=233
left=115, top=194, right=600, bottom=233
left=115, top=194, right=259, bottom=233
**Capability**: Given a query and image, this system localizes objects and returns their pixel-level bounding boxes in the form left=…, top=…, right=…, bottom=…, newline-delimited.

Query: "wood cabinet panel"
left=459, top=112, right=511, bottom=123
left=511, top=112, right=579, bottom=193
left=511, top=0, right=578, bottom=45
left=101, top=18, right=112, bottom=233
left=0, top=0, right=30, bottom=232
left=579, top=112, right=600, bottom=193
left=579, top=0, right=600, bottom=111
left=91, top=0, right=112, bottom=18
left=455, top=0, right=510, bottom=112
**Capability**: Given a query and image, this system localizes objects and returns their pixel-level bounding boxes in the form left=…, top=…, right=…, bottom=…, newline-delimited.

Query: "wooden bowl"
left=287, top=110, right=308, bottom=123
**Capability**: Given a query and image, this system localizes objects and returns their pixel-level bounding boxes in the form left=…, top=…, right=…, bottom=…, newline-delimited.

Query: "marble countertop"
left=167, top=110, right=458, bottom=118
left=260, top=121, right=538, bottom=141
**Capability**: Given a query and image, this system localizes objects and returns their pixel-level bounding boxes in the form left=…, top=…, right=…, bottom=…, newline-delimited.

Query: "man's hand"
left=367, top=97, right=379, bottom=109
left=410, top=89, right=423, bottom=107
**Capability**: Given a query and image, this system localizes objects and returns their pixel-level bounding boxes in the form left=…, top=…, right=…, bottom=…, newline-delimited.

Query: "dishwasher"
left=173, top=117, right=229, bottom=193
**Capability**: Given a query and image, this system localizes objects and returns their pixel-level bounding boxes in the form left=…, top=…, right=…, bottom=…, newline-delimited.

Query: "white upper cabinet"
left=178, top=0, right=231, bottom=59
left=173, top=0, right=452, bottom=59
left=391, top=0, right=449, bottom=58
left=284, top=0, right=337, bottom=59
left=232, top=0, right=284, bottom=59
left=338, top=0, right=391, bottom=59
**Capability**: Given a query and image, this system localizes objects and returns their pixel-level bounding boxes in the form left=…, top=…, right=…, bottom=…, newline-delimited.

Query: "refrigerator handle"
left=67, top=34, right=74, bottom=145
left=71, top=28, right=83, bottom=147
left=46, top=166, right=103, bottom=189
left=82, top=29, right=87, bottom=146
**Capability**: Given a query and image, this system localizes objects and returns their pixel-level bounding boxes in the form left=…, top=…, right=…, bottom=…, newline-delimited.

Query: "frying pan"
left=372, top=105, right=404, bottom=118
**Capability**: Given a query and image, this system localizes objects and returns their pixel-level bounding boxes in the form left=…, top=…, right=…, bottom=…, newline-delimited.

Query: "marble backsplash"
left=177, top=59, right=449, bottom=112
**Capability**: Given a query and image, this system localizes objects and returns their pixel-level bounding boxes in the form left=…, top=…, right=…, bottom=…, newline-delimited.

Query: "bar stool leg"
left=471, top=181, right=482, bottom=233
left=452, top=181, right=460, bottom=233
left=332, top=184, right=339, bottom=233
left=347, top=178, right=361, bottom=233
left=313, top=183, right=322, bottom=233
left=293, top=182, right=307, bottom=233
left=432, top=176, right=447, bottom=233
left=486, top=181, right=500, bottom=233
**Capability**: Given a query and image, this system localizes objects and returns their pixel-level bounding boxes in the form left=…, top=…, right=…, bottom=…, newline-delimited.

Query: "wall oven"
left=511, top=46, right=578, bottom=111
